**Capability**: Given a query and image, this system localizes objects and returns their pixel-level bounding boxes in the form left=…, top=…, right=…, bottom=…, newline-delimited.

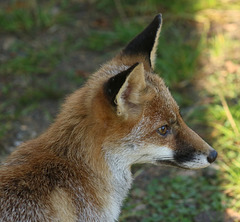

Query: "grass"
left=0, top=0, right=240, bottom=221
left=0, top=1, right=54, bottom=33
left=0, top=0, right=75, bottom=34
left=0, top=1, right=85, bottom=139
left=84, top=17, right=202, bottom=91
left=83, top=19, right=144, bottom=51
left=1, top=42, right=61, bottom=75
left=0, top=34, right=83, bottom=76
left=120, top=174, right=226, bottom=221
left=203, top=32, right=240, bottom=211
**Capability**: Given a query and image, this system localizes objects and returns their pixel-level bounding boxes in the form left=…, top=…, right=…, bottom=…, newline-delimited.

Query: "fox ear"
left=121, top=14, right=162, bottom=70
left=104, top=63, right=146, bottom=118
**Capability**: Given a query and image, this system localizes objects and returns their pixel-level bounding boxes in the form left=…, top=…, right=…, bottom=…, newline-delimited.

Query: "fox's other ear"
left=104, top=63, right=146, bottom=119
left=120, top=14, right=162, bottom=71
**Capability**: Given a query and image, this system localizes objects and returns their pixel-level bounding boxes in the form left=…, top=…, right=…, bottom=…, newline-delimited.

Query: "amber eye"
left=157, top=125, right=169, bottom=136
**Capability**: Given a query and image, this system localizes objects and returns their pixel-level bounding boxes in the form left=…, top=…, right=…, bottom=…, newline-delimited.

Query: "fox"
left=0, top=14, right=217, bottom=222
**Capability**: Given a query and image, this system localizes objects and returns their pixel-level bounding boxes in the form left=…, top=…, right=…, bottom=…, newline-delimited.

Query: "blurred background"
left=0, top=0, right=239, bottom=221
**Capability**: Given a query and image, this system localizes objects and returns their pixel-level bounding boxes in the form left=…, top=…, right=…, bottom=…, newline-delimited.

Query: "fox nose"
left=207, top=149, right=218, bottom=163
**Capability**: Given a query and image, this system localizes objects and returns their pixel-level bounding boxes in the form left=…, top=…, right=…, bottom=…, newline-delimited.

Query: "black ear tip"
left=121, top=13, right=163, bottom=69
left=155, top=13, right=162, bottom=23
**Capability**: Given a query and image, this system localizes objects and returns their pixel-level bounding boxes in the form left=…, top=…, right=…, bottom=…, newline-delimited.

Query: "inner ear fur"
left=117, top=14, right=162, bottom=71
left=104, top=63, right=148, bottom=119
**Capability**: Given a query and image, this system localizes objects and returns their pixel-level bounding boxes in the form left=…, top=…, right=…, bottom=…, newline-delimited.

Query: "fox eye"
left=157, top=125, right=169, bottom=136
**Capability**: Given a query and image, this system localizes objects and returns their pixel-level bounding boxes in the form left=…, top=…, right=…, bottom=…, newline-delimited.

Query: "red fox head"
left=52, top=14, right=217, bottom=173
left=89, top=14, right=217, bottom=170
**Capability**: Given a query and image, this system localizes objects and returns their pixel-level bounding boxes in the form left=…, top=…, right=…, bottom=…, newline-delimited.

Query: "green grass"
left=120, top=174, right=226, bottom=221
left=83, top=19, right=145, bottom=51
left=204, top=60, right=240, bottom=211
left=0, top=35, right=83, bottom=76
left=156, top=24, right=203, bottom=88
left=186, top=28, right=240, bottom=212
left=0, top=1, right=85, bottom=140
left=0, top=2, right=53, bottom=33
left=0, top=0, right=75, bottom=34
left=1, top=42, right=61, bottom=75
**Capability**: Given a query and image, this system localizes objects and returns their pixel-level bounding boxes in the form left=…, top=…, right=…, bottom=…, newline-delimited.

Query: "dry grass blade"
left=218, top=91, right=240, bottom=136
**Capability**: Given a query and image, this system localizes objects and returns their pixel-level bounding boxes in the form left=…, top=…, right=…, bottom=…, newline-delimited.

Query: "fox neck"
left=44, top=125, right=132, bottom=221
left=104, top=150, right=133, bottom=220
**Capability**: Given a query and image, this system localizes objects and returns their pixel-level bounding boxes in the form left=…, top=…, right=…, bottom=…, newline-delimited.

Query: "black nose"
left=207, top=150, right=218, bottom=163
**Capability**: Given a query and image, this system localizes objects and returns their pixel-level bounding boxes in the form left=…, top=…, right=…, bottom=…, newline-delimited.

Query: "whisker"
left=154, top=157, right=174, bottom=161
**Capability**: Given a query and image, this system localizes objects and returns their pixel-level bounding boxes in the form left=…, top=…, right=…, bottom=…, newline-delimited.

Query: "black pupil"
left=157, top=125, right=168, bottom=135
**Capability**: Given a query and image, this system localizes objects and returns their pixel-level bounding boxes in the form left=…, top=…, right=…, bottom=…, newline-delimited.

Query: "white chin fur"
left=179, top=154, right=211, bottom=169
left=135, top=145, right=174, bottom=164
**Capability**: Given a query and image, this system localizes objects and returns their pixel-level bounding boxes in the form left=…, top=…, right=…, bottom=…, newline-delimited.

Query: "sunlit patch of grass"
left=196, top=21, right=240, bottom=211
left=205, top=73, right=240, bottom=211
left=207, top=34, right=235, bottom=65
left=209, top=34, right=227, bottom=58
